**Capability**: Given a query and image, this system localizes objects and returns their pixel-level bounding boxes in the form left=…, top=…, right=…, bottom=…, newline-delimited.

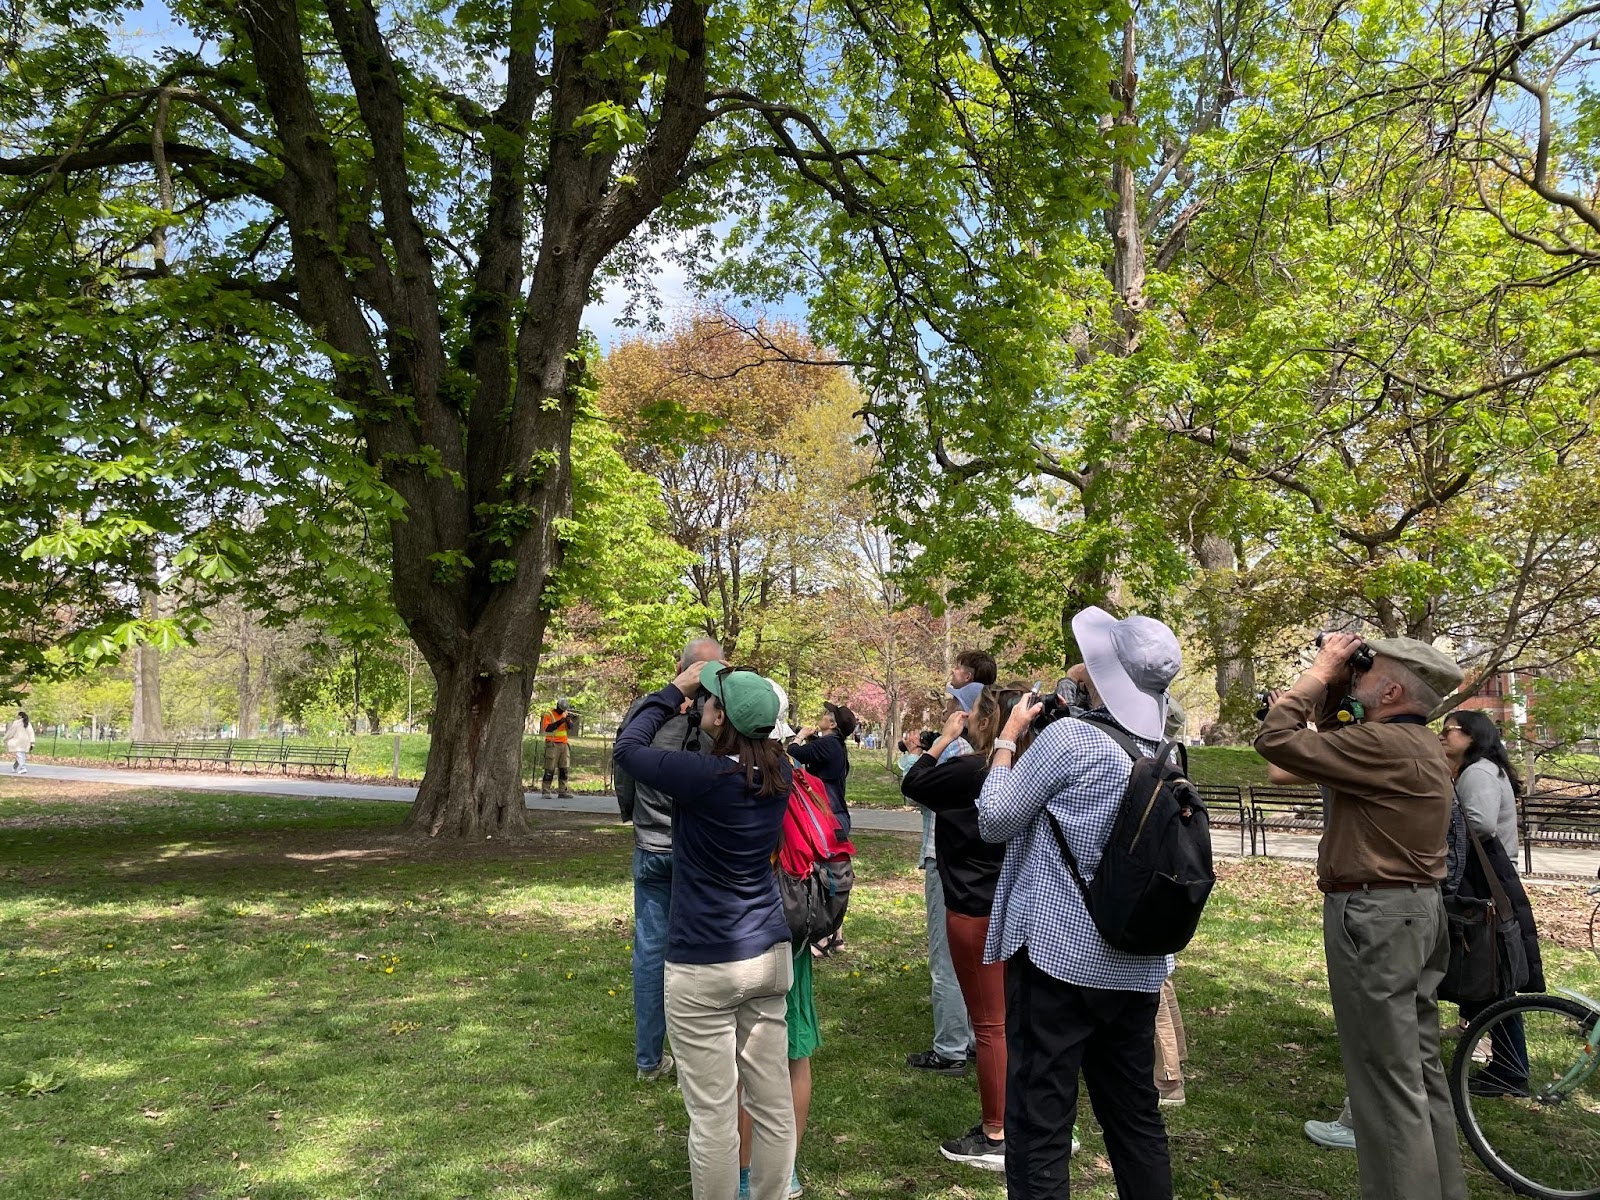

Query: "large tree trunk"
left=1192, top=532, right=1255, bottom=740
left=404, top=658, right=536, bottom=838
left=238, top=645, right=262, bottom=739
left=131, top=588, right=165, bottom=740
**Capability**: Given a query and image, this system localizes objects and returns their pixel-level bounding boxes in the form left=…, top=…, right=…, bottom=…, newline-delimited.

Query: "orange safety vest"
left=541, top=711, right=571, bottom=744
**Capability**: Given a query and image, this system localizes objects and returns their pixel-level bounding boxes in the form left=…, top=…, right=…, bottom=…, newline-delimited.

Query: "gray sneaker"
left=637, top=1054, right=675, bottom=1082
left=1304, top=1117, right=1356, bottom=1150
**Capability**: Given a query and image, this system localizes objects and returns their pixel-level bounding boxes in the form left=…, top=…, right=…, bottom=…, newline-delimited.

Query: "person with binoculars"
left=1255, top=632, right=1467, bottom=1200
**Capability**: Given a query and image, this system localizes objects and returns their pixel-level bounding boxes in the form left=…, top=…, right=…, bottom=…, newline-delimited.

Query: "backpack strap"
left=1076, top=713, right=1185, bottom=776
left=1046, top=810, right=1098, bottom=918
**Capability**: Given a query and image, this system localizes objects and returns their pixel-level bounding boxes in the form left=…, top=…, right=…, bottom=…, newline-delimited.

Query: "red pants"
left=947, top=910, right=1007, bottom=1130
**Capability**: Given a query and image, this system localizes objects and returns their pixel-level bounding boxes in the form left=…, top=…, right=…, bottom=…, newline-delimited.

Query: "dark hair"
left=1441, top=709, right=1522, bottom=793
left=17, top=711, right=28, bottom=728
left=709, top=704, right=788, bottom=799
left=956, top=649, right=998, bottom=686
left=990, top=682, right=1041, bottom=762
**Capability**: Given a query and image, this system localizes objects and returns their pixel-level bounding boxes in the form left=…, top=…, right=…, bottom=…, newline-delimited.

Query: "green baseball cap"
left=698, top=665, right=781, bottom=739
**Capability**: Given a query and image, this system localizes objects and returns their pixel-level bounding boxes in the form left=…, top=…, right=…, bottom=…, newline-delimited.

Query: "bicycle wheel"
left=1589, top=902, right=1600, bottom=961
left=1451, top=993, right=1600, bottom=1199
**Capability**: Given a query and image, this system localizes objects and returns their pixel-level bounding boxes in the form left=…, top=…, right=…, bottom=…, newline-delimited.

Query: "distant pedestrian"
left=5, top=710, right=34, bottom=774
left=540, top=699, right=573, bottom=797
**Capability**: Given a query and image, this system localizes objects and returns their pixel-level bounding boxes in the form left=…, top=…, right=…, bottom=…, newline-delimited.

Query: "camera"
left=1315, top=633, right=1375, bottom=672
left=1006, top=677, right=1083, bottom=731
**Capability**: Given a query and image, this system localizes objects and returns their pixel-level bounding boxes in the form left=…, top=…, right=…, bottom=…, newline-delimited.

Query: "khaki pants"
left=1324, top=886, right=1466, bottom=1200
left=1154, top=976, right=1186, bottom=1091
left=665, top=943, right=796, bottom=1200
left=543, top=741, right=570, bottom=770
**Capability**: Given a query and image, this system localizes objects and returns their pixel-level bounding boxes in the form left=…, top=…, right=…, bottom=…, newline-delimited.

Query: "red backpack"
left=776, top=766, right=856, bottom=947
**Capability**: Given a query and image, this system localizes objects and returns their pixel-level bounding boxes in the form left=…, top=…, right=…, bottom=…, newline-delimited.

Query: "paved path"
left=15, top=763, right=1599, bottom=880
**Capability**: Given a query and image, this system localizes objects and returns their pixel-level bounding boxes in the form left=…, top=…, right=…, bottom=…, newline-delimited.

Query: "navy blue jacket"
left=614, top=684, right=791, bottom=965
left=789, top=733, right=851, bottom=836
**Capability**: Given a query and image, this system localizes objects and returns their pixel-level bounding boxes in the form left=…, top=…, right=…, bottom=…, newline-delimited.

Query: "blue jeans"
left=633, top=847, right=674, bottom=1071
left=925, top=858, right=973, bottom=1059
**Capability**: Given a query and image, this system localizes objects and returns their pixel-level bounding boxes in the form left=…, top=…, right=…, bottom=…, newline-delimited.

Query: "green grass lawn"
left=1, top=778, right=1594, bottom=1198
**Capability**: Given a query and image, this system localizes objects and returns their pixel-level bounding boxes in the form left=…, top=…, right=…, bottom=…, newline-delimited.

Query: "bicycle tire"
left=1590, top=903, right=1600, bottom=962
left=1450, top=993, right=1600, bottom=1199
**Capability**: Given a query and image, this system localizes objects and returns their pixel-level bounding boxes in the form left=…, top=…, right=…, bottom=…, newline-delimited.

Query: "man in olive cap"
left=1256, top=633, right=1467, bottom=1200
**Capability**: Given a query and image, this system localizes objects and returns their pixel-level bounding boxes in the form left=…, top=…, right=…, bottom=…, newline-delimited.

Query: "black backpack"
left=1046, top=716, right=1215, bottom=956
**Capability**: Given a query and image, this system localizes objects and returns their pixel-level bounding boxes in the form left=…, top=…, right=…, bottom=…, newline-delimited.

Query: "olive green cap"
left=1367, top=638, right=1464, bottom=697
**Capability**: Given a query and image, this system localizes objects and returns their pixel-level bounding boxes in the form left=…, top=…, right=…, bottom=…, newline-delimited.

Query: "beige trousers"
left=1154, top=975, right=1187, bottom=1088
left=1324, top=886, right=1466, bottom=1200
left=665, top=942, right=796, bottom=1200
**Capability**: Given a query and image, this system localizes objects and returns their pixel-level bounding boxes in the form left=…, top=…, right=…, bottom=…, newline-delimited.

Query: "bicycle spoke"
left=1455, top=996, right=1600, bottom=1199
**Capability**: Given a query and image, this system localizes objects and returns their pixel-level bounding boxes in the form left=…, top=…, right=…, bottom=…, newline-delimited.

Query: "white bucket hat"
left=1071, top=606, right=1182, bottom=741
left=768, top=680, right=797, bottom=741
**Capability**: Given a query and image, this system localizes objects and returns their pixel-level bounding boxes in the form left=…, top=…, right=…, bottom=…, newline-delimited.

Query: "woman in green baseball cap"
left=614, top=659, right=796, bottom=1200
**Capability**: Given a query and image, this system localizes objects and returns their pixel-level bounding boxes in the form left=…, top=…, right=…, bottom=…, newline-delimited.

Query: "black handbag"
left=1438, top=817, right=1530, bottom=1005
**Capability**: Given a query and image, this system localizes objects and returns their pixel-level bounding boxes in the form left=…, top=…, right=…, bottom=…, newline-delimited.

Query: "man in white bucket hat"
left=976, top=606, right=1181, bottom=1199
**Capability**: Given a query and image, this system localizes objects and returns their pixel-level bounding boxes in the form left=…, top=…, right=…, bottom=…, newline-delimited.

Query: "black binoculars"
left=1254, top=636, right=1376, bottom=720
left=1315, top=633, right=1375, bottom=672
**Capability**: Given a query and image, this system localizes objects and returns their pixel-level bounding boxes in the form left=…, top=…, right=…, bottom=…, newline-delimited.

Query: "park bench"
left=1246, top=785, right=1324, bottom=857
left=1518, top=791, right=1600, bottom=874
left=121, top=740, right=350, bottom=777
left=1195, top=784, right=1248, bottom=856
left=123, top=742, right=234, bottom=768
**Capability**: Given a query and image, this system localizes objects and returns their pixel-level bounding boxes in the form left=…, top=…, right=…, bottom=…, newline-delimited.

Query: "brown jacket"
left=1254, top=677, right=1451, bottom=889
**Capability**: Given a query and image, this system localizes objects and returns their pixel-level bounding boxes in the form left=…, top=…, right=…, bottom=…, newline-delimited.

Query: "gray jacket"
left=617, top=693, right=710, bottom=853
left=1457, top=757, right=1519, bottom=862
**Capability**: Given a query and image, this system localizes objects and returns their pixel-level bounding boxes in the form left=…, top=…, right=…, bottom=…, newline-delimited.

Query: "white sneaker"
left=1304, top=1118, right=1356, bottom=1150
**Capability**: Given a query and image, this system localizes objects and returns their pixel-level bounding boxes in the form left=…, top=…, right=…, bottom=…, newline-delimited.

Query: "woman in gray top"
left=1440, top=707, right=1530, bottom=1096
left=1439, top=709, right=1520, bottom=861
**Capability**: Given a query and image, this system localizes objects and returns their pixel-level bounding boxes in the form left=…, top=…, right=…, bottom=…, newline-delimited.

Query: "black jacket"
left=1453, top=826, right=1545, bottom=995
left=789, top=733, right=851, bottom=835
left=900, top=752, right=1006, bottom=917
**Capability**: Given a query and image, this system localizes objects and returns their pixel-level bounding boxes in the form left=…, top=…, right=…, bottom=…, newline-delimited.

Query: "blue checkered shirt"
left=978, top=711, right=1173, bottom=991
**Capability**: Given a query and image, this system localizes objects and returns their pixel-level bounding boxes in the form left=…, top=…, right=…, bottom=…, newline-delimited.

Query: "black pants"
left=1004, top=948, right=1172, bottom=1200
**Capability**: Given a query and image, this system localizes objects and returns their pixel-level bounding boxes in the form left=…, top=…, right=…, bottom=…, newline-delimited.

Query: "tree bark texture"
left=132, top=587, right=164, bottom=741
left=1191, top=532, right=1255, bottom=740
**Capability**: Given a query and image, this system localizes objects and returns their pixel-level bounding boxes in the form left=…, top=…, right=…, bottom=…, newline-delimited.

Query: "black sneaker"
left=940, top=1125, right=1005, bottom=1171
left=1469, top=1072, right=1530, bottom=1098
left=906, top=1049, right=967, bottom=1075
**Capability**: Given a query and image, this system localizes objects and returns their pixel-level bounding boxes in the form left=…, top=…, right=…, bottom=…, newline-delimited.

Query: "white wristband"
left=993, top=738, right=1017, bottom=752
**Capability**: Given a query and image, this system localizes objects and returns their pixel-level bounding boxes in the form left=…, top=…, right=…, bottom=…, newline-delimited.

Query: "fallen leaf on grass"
left=142, top=1108, right=164, bottom=1118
